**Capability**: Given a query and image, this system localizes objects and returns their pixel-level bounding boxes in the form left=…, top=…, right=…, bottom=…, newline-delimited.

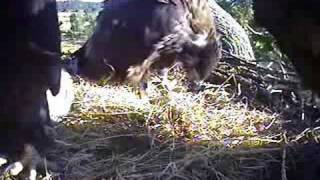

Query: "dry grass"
left=1, top=11, right=318, bottom=180
left=34, top=41, right=320, bottom=180
left=46, top=66, right=289, bottom=179
left=68, top=76, right=281, bottom=145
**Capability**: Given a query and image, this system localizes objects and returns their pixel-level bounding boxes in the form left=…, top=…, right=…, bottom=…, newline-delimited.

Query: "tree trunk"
left=208, top=0, right=256, bottom=62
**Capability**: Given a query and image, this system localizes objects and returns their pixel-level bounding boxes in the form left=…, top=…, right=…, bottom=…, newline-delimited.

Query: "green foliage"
left=65, top=11, right=97, bottom=41
left=216, top=0, right=286, bottom=63
left=57, top=0, right=102, bottom=12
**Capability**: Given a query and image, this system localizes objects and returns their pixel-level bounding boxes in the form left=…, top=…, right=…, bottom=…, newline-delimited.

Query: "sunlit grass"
left=53, top=27, right=317, bottom=180
left=62, top=69, right=281, bottom=147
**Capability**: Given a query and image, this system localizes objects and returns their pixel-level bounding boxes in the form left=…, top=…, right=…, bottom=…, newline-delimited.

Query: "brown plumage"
left=73, top=0, right=222, bottom=93
left=185, top=0, right=216, bottom=37
left=126, top=0, right=220, bottom=90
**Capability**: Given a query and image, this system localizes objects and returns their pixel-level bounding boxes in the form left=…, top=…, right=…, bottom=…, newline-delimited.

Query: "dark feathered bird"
left=0, top=0, right=62, bottom=178
left=72, top=0, right=222, bottom=92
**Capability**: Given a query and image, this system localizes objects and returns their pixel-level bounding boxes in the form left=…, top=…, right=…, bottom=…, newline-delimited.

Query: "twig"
left=281, top=132, right=288, bottom=180
left=292, top=128, right=311, bottom=142
left=245, top=25, right=265, bottom=36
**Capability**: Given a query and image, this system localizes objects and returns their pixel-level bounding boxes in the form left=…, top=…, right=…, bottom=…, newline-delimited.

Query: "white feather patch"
left=191, top=33, right=208, bottom=47
left=47, top=68, right=75, bottom=122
